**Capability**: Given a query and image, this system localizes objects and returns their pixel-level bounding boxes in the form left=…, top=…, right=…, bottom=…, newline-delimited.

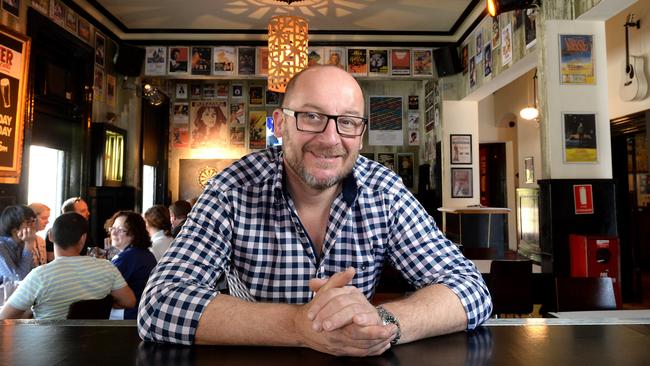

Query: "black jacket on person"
left=171, top=219, right=186, bottom=238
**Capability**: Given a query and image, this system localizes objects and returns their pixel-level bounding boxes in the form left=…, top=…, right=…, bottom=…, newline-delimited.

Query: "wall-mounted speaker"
left=433, top=46, right=462, bottom=77
left=113, top=43, right=145, bottom=77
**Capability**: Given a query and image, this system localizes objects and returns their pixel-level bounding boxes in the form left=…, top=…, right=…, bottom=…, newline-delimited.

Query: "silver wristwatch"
left=376, top=305, right=401, bottom=345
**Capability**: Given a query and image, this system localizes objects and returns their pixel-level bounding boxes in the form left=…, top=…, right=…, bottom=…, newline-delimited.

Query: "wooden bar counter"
left=1, top=319, right=649, bottom=365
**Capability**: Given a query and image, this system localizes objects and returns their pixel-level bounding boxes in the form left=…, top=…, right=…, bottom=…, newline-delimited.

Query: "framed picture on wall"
left=562, top=112, right=598, bottom=163
left=450, top=134, right=472, bottom=164
left=451, top=168, right=473, bottom=198
left=524, top=157, right=534, bottom=183
left=397, top=153, right=414, bottom=188
left=94, top=31, right=105, bottom=68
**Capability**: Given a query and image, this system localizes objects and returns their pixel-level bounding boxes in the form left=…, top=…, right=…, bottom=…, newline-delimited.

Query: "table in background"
left=438, top=207, right=511, bottom=258
left=1, top=319, right=650, bottom=365
left=549, top=309, right=650, bottom=320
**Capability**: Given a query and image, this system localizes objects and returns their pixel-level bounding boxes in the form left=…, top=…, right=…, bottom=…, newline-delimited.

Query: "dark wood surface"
left=1, top=320, right=649, bottom=365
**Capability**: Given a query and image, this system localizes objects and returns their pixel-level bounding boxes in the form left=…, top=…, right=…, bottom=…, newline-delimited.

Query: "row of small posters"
left=171, top=82, right=281, bottom=150
left=147, top=46, right=434, bottom=77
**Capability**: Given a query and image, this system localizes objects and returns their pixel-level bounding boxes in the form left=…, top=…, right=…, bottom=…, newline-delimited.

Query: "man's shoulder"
left=208, top=147, right=281, bottom=191
left=354, top=156, right=405, bottom=195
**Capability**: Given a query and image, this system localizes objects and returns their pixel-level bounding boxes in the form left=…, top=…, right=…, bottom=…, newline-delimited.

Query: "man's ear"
left=78, top=233, right=87, bottom=248
left=273, top=109, right=285, bottom=138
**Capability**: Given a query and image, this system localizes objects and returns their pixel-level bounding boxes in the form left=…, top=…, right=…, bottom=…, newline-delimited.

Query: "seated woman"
left=105, top=211, right=157, bottom=320
left=0, top=205, right=37, bottom=281
left=28, top=203, right=50, bottom=265
left=143, top=205, right=173, bottom=262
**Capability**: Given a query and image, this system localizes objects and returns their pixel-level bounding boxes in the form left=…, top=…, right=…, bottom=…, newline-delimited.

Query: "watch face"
left=198, top=166, right=219, bottom=187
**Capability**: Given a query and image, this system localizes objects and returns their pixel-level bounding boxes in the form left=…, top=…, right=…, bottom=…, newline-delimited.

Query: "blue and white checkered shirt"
left=138, top=146, right=492, bottom=344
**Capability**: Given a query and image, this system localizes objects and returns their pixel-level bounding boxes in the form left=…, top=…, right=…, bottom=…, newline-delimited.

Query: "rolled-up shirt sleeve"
left=137, top=188, right=232, bottom=344
left=386, top=187, right=493, bottom=329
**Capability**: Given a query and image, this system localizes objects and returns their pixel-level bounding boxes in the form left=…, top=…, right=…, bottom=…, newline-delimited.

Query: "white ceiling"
left=79, top=0, right=486, bottom=44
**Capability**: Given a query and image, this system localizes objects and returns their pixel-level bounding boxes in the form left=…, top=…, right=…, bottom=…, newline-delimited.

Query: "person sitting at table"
left=169, top=200, right=192, bottom=238
left=0, top=205, right=37, bottom=281
left=45, top=197, right=94, bottom=259
left=138, top=65, right=492, bottom=356
left=28, top=203, right=50, bottom=265
left=0, top=212, right=136, bottom=320
left=105, top=211, right=157, bottom=320
left=143, top=205, right=173, bottom=261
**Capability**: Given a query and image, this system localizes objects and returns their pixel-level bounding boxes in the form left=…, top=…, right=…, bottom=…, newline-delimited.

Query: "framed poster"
left=168, top=46, right=189, bottom=75
left=376, top=153, right=395, bottom=171
left=390, top=48, right=410, bottom=76
left=3, top=0, right=19, bottom=18
left=64, top=7, right=77, bottom=33
left=397, top=153, right=414, bottom=188
left=176, top=83, right=188, bottom=100
left=347, top=48, right=367, bottom=76
left=325, top=47, right=346, bottom=70
left=31, top=0, right=49, bottom=14
left=450, top=134, right=472, bottom=164
left=524, top=157, right=534, bottom=184
left=451, top=168, right=473, bottom=198
left=0, top=26, right=30, bottom=183
left=368, top=96, right=403, bottom=146
left=213, top=46, right=235, bottom=76
left=559, top=34, right=595, bottom=85
left=562, top=112, right=598, bottom=163
left=368, top=48, right=389, bottom=76
left=94, top=31, right=105, bottom=68
left=77, top=17, right=91, bottom=44
left=237, top=47, right=256, bottom=76
left=412, top=48, right=433, bottom=76
left=144, top=46, right=167, bottom=75
left=191, top=46, right=211, bottom=76
left=106, top=74, right=116, bottom=106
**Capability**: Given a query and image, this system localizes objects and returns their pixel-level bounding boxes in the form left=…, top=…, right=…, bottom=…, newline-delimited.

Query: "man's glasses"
left=282, top=108, right=367, bottom=137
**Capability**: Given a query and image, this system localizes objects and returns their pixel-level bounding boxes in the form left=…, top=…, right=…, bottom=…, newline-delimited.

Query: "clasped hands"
left=295, top=267, right=398, bottom=356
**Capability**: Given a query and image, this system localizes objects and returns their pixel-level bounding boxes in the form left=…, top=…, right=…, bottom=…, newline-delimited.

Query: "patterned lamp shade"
left=267, top=15, right=308, bottom=93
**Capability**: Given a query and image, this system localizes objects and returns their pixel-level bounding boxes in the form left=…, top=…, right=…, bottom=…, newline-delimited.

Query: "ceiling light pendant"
left=520, top=69, right=539, bottom=120
left=267, top=11, right=308, bottom=93
left=487, top=0, right=541, bottom=17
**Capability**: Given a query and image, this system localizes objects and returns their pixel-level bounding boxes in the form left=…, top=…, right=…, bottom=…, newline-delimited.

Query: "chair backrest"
left=488, top=260, right=534, bottom=315
left=67, top=294, right=113, bottom=319
left=555, top=277, right=617, bottom=312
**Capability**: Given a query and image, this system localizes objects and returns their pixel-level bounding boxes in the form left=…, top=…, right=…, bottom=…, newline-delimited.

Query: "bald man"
left=139, top=66, right=492, bottom=356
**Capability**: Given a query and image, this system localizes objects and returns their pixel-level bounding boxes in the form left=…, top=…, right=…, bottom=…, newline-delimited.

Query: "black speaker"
left=433, top=46, right=462, bottom=77
left=113, top=43, right=145, bottom=77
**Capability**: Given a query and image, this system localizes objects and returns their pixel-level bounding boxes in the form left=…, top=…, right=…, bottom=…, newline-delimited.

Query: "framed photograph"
left=390, top=48, right=410, bottom=76
left=3, top=0, right=20, bottom=18
left=31, top=0, right=49, bottom=15
left=94, top=31, right=105, bottom=67
left=93, top=66, right=103, bottom=100
left=451, top=168, right=473, bottom=198
left=376, top=153, right=395, bottom=171
left=559, top=34, right=595, bottom=85
left=501, top=22, right=513, bottom=66
left=168, top=46, right=189, bottom=75
left=190, top=83, right=202, bottom=99
left=249, top=85, right=264, bottom=105
left=265, top=89, right=280, bottom=106
left=50, top=0, right=65, bottom=26
left=524, top=157, right=534, bottom=184
left=562, top=112, right=598, bottom=163
left=145, top=46, right=166, bottom=76
left=106, top=74, right=115, bottom=106
left=412, top=48, right=433, bottom=76
left=450, top=134, right=472, bottom=164
left=229, top=102, right=245, bottom=124
left=77, top=17, right=91, bottom=44
left=176, top=83, right=188, bottom=100
left=213, top=46, right=235, bottom=76
left=64, top=6, right=77, bottom=33
left=237, top=47, right=256, bottom=76
left=173, top=103, right=189, bottom=125
left=347, top=48, right=367, bottom=76
left=256, top=47, right=268, bottom=75
left=368, top=48, right=389, bottom=76
left=216, top=82, right=229, bottom=98
left=325, top=47, right=346, bottom=70
left=397, top=153, right=414, bottom=188
left=0, top=26, right=30, bottom=183
left=191, top=46, right=211, bottom=76
left=308, top=47, right=325, bottom=66
left=231, top=84, right=243, bottom=98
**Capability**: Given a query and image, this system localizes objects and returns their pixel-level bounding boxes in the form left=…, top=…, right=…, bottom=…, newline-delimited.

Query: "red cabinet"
left=569, top=234, right=621, bottom=308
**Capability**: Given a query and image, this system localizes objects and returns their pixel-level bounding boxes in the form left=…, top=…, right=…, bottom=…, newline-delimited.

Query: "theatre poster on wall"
left=0, top=27, right=29, bottom=184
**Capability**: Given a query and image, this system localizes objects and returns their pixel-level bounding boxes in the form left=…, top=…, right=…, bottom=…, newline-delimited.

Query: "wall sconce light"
left=520, top=70, right=539, bottom=120
left=267, top=1, right=308, bottom=93
left=487, top=0, right=540, bottom=17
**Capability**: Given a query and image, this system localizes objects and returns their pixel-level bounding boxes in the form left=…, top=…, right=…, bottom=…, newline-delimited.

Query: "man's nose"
left=318, top=117, right=340, bottom=143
